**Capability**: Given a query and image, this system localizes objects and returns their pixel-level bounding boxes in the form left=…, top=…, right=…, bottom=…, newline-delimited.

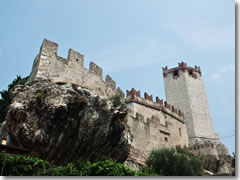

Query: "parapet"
left=40, top=39, right=58, bottom=56
left=29, top=39, right=123, bottom=98
left=187, top=143, right=218, bottom=157
left=188, top=143, right=215, bottom=151
left=89, top=62, right=103, bottom=79
left=162, top=61, right=201, bottom=79
left=68, top=49, right=84, bottom=66
left=126, top=88, right=184, bottom=121
left=105, top=75, right=116, bottom=91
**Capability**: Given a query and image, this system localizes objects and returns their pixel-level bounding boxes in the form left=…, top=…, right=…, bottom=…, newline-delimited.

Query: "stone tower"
left=163, top=62, right=218, bottom=146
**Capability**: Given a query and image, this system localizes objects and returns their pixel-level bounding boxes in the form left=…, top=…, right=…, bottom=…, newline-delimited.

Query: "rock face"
left=188, top=139, right=234, bottom=175
left=5, top=79, right=132, bottom=165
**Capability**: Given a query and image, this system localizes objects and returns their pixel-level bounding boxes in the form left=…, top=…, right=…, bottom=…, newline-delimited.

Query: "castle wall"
left=187, top=144, right=218, bottom=157
left=28, top=39, right=123, bottom=98
left=124, top=89, right=188, bottom=168
left=163, top=63, right=216, bottom=146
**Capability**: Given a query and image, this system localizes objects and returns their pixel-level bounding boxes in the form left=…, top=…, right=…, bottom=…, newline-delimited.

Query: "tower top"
left=162, top=61, right=201, bottom=78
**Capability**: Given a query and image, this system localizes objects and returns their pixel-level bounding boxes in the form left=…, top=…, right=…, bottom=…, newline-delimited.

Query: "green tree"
left=77, top=159, right=136, bottom=176
left=145, top=146, right=203, bottom=176
left=0, top=153, right=161, bottom=176
left=0, top=153, right=50, bottom=176
left=0, top=75, right=28, bottom=123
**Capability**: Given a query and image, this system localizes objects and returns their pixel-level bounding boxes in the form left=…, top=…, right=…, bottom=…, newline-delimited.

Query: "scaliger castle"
left=28, top=39, right=225, bottom=168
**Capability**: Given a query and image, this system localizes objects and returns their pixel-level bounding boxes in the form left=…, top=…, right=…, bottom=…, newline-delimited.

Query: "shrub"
left=0, top=153, right=162, bottom=176
left=0, top=75, right=28, bottom=123
left=110, top=94, right=125, bottom=109
left=77, top=160, right=136, bottom=176
left=35, top=91, right=45, bottom=104
left=0, top=152, right=50, bottom=176
left=145, top=146, right=202, bottom=176
left=46, top=163, right=80, bottom=176
left=136, top=166, right=159, bottom=176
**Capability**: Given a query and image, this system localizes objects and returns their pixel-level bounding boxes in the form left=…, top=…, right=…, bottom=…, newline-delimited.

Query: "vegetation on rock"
left=0, top=75, right=28, bottom=123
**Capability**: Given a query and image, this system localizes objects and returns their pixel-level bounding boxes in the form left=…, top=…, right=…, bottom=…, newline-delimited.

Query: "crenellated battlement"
left=126, top=88, right=184, bottom=121
left=188, top=143, right=215, bottom=151
left=187, top=143, right=219, bottom=157
left=28, top=39, right=124, bottom=98
left=162, top=61, right=202, bottom=79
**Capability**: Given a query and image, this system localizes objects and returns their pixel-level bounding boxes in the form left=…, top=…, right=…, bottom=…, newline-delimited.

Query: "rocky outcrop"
left=5, top=79, right=133, bottom=165
left=190, top=140, right=234, bottom=175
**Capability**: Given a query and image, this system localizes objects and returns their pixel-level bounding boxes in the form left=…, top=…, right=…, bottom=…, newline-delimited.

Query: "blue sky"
left=0, top=0, right=235, bottom=154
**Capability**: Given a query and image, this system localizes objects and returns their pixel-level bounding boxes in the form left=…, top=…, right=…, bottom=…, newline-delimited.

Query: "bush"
left=145, top=146, right=202, bottom=176
left=0, top=75, right=28, bottom=123
left=136, top=166, right=159, bottom=176
left=46, top=163, right=80, bottom=176
left=0, top=154, right=137, bottom=176
left=0, top=152, right=50, bottom=176
left=35, top=91, right=45, bottom=104
left=0, top=153, right=164, bottom=176
left=110, top=94, right=125, bottom=109
left=77, top=160, right=136, bottom=176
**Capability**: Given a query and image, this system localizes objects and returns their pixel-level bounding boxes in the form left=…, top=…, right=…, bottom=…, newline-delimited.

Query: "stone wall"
left=163, top=62, right=216, bottom=146
left=188, top=143, right=218, bottom=157
left=124, top=88, right=189, bottom=169
left=28, top=39, right=123, bottom=98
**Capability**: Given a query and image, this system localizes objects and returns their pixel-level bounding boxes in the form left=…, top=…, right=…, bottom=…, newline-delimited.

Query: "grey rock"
left=5, top=79, right=132, bottom=165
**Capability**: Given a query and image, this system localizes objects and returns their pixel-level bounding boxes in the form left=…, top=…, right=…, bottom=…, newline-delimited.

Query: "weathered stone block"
left=117, top=87, right=125, bottom=97
left=89, top=62, right=103, bottom=79
left=105, top=75, right=116, bottom=90
left=68, top=49, right=84, bottom=66
left=40, top=39, right=58, bottom=56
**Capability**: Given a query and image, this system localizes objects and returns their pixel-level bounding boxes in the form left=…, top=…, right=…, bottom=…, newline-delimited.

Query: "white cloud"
left=219, top=65, right=235, bottom=72
left=209, top=73, right=221, bottom=80
left=209, top=65, right=235, bottom=81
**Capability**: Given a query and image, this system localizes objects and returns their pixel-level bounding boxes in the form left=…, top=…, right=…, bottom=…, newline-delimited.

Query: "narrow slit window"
left=164, top=137, right=168, bottom=142
left=179, top=128, right=182, bottom=137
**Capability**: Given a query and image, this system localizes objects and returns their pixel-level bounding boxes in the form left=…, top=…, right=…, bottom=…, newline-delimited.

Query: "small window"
left=164, top=137, right=168, bottom=142
left=173, top=70, right=178, bottom=76
left=179, top=128, right=182, bottom=137
left=76, top=59, right=79, bottom=62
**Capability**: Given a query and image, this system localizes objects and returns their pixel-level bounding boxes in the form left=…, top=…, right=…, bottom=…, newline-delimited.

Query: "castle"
left=28, top=39, right=225, bottom=169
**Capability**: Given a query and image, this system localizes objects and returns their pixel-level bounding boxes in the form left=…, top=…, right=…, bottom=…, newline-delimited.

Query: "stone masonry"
left=124, top=88, right=189, bottom=169
left=28, top=39, right=123, bottom=98
left=163, top=62, right=217, bottom=146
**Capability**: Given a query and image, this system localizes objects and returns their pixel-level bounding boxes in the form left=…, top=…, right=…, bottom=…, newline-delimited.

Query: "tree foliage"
left=0, top=75, right=28, bottom=123
left=0, top=152, right=50, bottom=176
left=77, top=160, right=136, bottom=176
left=0, top=153, right=158, bottom=176
left=145, top=146, right=203, bottom=176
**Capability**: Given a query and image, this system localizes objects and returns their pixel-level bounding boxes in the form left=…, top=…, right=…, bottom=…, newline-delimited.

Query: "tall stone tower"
left=163, top=62, right=218, bottom=146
